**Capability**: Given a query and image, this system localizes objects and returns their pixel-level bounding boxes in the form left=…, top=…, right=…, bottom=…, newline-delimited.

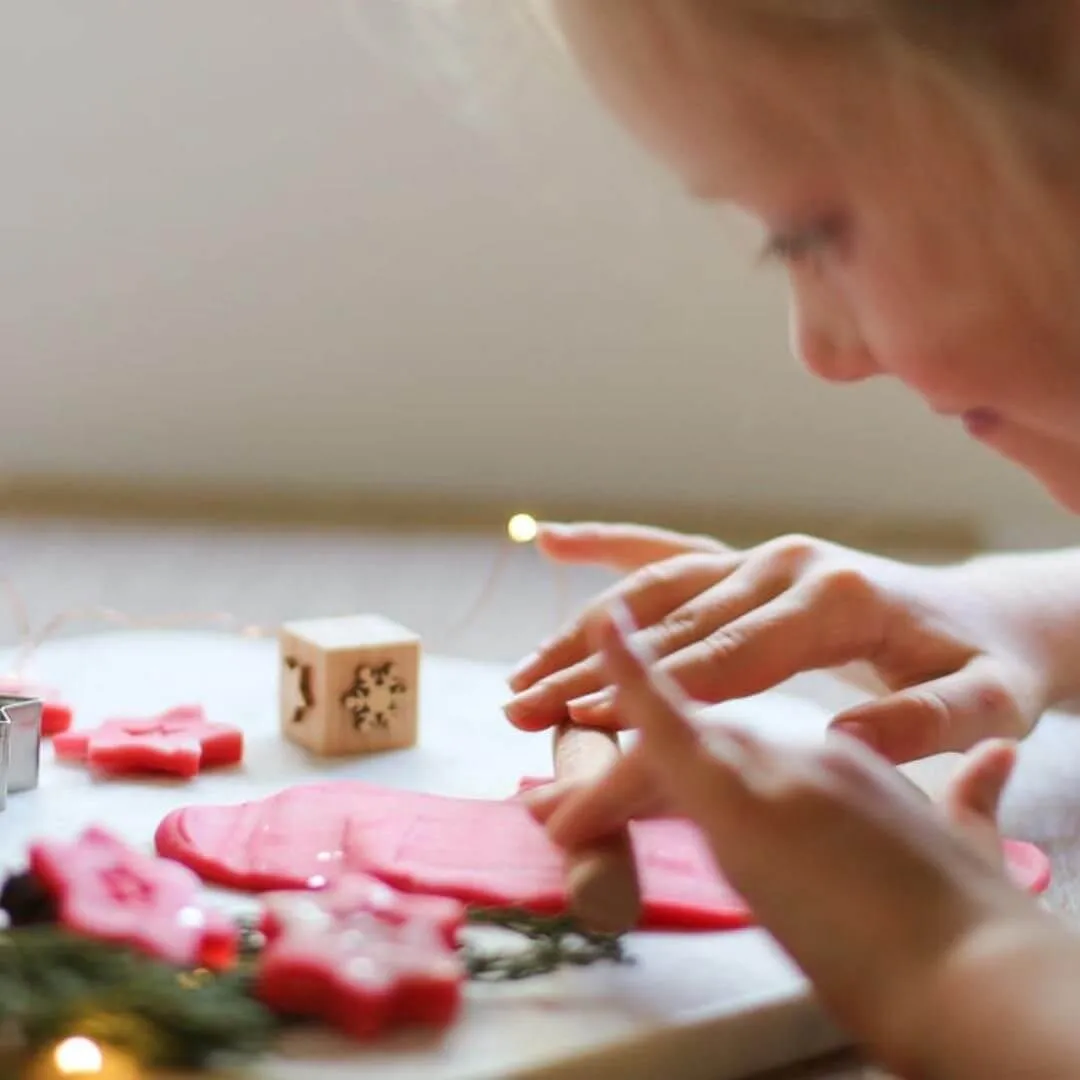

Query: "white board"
left=0, top=632, right=851, bottom=1079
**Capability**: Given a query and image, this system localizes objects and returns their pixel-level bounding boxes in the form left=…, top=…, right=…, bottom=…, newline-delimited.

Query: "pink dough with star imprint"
left=54, top=705, right=243, bottom=778
left=154, top=780, right=1052, bottom=932
left=255, top=873, right=466, bottom=1039
left=30, top=826, right=238, bottom=968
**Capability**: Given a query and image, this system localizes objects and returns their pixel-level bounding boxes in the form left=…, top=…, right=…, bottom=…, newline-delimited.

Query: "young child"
left=496, top=3, right=1080, bottom=1076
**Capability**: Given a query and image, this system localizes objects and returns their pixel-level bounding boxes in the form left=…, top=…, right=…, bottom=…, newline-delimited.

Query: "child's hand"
left=530, top=605, right=1062, bottom=1077
left=504, top=522, right=1055, bottom=763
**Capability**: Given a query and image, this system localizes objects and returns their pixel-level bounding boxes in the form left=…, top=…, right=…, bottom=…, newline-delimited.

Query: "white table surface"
left=2, top=630, right=1066, bottom=1080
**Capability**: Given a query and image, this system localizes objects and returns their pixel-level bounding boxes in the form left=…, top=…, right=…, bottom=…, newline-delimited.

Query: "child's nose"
left=789, top=305, right=880, bottom=384
left=797, top=331, right=879, bottom=383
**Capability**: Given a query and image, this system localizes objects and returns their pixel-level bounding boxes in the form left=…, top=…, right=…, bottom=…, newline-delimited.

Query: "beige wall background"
left=1, top=0, right=1076, bottom=550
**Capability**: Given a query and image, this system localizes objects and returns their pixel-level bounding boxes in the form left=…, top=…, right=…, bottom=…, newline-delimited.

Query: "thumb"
left=536, top=521, right=729, bottom=572
left=518, top=778, right=577, bottom=823
left=545, top=601, right=739, bottom=851
left=828, top=658, right=1032, bottom=763
left=945, top=739, right=1017, bottom=823
left=942, top=739, right=1019, bottom=869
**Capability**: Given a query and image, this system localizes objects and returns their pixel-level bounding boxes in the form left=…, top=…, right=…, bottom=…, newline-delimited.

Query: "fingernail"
left=502, top=685, right=550, bottom=727
left=568, top=689, right=610, bottom=712
left=569, top=705, right=613, bottom=727
left=976, top=739, right=1019, bottom=779
left=545, top=811, right=576, bottom=848
left=507, top=652, right=541, bottom=689
left=569, top=699, right=613, bottom=727
left=521, top=781, right=571, bottom=823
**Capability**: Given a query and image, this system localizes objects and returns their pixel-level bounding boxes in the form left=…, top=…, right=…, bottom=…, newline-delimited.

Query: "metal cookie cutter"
left=0, top=695, right=42, bottom=812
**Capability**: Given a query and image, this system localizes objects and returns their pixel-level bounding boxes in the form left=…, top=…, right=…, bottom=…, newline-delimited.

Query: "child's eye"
left=760, top=215, right=847, bottom=265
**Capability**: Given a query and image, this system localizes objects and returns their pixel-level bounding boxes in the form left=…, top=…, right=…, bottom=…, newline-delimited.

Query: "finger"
left=521, top=778, right=578, bottom=824
left=508, top=551, right=736, bottom=693
left=536, top=521, right=729, bottom=572
left=542, top=748, right=668, bottom=845
left=574, top=604, right=754, bottom=826
left=829, top=659, right=1036, bottom=764
left=568, top=565, right=791, bottom=725
left=506, top=553, right=737, bottom=714
left=633, top=582, right=876, bottom=708
left=507, top=652, right=612, bottom=731
left=942, top=739, right=1018, bottom=868
left=946, top=739, right=1016, bottom=820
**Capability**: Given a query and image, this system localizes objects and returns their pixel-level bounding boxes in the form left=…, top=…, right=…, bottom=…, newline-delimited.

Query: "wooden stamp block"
left=279, top=615, right=421, bottom=757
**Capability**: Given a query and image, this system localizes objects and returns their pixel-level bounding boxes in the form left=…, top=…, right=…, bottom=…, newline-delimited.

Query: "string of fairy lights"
left=1, top=513, right=555, bottom=680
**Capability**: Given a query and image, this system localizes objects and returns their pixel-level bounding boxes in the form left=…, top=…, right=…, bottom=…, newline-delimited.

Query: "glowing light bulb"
left=53, top=1037, right=104, bottom=1075
left=507, top=514, right=538, bottom=544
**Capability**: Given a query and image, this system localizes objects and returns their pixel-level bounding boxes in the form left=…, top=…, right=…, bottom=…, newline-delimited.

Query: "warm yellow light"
left=53, top=1037, right=104, bottom=1075
left=507, top=513, right=538, bottom=544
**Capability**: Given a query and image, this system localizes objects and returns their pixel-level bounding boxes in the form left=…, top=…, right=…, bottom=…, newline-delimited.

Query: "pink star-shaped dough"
left=29, top=826, right=238, bottom=968
left=256, top=873, right=465, bottom=1039
left=53, top=705, right=243, bottom=778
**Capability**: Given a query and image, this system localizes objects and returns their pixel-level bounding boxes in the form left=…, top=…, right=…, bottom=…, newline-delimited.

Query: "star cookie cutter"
left=0, top=695, right=42, bottom=812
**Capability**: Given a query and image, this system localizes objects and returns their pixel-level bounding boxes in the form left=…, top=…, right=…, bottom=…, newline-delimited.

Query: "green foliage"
left=0, top=906, right=631, bottom=1072
left=464, top=907, right=631, bottom=980
left=0, top=928, right=276, bottom=1071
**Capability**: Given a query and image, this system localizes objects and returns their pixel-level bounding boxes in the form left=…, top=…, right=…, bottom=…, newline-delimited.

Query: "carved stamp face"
left=283, top=659, right=313, bottom=725
left=279, top=615, right=421, bottom=757
left=341, top=662, right=407, bottom=733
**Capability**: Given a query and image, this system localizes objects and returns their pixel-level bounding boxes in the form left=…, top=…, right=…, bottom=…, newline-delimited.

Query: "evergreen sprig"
left=0, top=927, right=276, bottom=1071
left=464, top=907, right=631, bottom=981
left=0, top=885, right=632, bottom=1072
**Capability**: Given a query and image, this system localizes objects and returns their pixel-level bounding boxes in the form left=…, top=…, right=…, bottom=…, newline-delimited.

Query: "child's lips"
left=961, top=407, right=1003, bottom=438
left=930, top=398, right=1003, bottom=438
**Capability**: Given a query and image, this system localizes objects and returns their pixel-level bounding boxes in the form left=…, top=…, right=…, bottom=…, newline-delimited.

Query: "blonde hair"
left=727, top=4, right=1080, bottom=148
left=363, top=0, right=1080, bottom=319
left=372, top=2, right=1079, bottom=157
left=548, top=0, right=1080, bottom=324
left=556, top=2, right=1080, bottom=133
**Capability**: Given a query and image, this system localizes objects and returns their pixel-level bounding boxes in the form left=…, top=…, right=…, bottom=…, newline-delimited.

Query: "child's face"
left=555, top=2, right=1080, bottom=511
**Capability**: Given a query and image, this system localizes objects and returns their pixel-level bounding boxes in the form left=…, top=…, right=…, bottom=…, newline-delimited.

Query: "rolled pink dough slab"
left=155, top=780, right=1051, bottom=932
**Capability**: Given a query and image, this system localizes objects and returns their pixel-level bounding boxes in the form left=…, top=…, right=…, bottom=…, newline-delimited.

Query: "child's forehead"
left=556, top=2, right=868, bottom=200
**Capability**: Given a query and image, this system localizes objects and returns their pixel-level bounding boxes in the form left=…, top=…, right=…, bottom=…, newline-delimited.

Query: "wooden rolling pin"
left=553, top=721, right=642, bottom=934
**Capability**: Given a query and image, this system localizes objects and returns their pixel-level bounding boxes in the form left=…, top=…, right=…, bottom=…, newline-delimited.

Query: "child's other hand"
left=504, top=522, right=1052, bottom=764
left=530, top=605, right=1056, bottom=1076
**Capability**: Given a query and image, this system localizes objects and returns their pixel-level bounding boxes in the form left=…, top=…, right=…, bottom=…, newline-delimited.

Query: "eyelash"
left=760, top=215, right=847, bottom=264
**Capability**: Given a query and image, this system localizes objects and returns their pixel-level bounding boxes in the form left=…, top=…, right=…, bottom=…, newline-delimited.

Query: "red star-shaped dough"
left=29, top=826, right=238, bottom=968
left=53, top=705, right=243, bottom=779
left=255, top=873, right=465, bottom=1039
left=0, top=677, right=74, bottom=737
